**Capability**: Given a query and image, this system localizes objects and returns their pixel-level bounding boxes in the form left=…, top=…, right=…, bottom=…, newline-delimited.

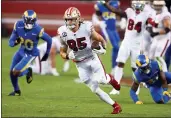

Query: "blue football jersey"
left=96, top=1, right=119, bottom=30
left=133, top=60, right=163, bottom=87
left=13, top=20, right=44, bottom=56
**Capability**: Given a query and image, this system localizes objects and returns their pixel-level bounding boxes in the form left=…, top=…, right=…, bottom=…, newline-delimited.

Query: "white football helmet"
left=152, top=0, right=166, bottom=13
left=64, top=7, right=81, bottom=29
left=131, top=0, right=145, bottom=14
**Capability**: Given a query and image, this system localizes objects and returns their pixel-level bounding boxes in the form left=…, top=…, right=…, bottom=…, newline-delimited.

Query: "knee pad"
left=85, top=80, right=99, bottom=93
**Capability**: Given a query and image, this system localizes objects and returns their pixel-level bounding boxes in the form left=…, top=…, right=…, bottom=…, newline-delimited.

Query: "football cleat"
left=8, top=90, right=21, bottom=96
left=111, top=102, right=122, bottom=114
left=26, top=67, right=33, bottom=84
left=109, top=89, right=120, bottom=95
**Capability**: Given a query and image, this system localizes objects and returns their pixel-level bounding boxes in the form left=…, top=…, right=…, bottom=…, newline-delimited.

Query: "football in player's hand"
left=91, top=41, right=100, bottom=50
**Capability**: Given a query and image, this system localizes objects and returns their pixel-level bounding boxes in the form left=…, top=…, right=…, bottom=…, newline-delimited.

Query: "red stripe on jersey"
left=160, top=39, right=169, bottom=57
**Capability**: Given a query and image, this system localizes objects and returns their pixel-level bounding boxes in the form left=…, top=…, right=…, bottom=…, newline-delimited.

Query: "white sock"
left=96, top=87, right=115, bottom=105
left=136, top=85, right=140, bottom=95
left=114, top=66, right=123, bottom=84
left=63, top=61, right=70, bottom=72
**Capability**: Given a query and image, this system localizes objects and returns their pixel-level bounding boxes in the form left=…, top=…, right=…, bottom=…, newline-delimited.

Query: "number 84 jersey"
left=124, top=8, right=152, bottom=44
left=58, top=21, right=95, bottom=62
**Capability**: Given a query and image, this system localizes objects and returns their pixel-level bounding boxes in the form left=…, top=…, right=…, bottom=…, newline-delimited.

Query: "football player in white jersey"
left=59, top=7, right=122, bottom=114
left=146, top=0, right=171, bottom=72
left=102, top=0, right=158, bottom=95
left=31, top=36, right=70, bottom=76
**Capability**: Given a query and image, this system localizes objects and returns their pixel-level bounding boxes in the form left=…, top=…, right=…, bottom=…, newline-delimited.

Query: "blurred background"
left=2, top=0, right=131, bottom=37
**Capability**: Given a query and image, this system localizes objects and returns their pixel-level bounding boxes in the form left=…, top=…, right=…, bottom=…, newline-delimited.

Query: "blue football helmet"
left=136, top=54, right=151, bottom=74
left=23, top=10, right=37, bottom=29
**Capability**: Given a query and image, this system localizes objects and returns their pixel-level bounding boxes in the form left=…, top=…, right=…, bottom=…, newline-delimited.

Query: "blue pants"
left=10, top=51, right=35, bottom=91
left=11, top=51, right=35, bottom=72
left=149, top=72, right=171, bottom=103
left=106, top=29, right=120, bottom=68
left=165, top=44, right=171, bottom=71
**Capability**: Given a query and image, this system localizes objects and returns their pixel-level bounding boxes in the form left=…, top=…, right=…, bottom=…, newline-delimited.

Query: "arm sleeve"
left=8, top=22, right=18, bottom=47
left=39, top=28, right=52, bottom=54
left=57, top=28, right=67, bottom=48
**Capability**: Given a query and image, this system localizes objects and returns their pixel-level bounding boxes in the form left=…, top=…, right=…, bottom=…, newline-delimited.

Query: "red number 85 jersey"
left=124, top=8, right=152, bottom=43
left=58, top=21, right=95, bottom=61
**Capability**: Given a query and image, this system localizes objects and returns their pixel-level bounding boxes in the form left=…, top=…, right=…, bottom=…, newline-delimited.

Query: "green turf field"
left=2, top=38, right=171, bottom=117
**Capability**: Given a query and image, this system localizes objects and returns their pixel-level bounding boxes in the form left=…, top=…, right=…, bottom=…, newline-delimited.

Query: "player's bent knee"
left=85, top=80, right=99, bottom=93
left=155, top=100, right=164, bottom=104
left=118, top=62, right=125, bottom=68
left=12, top=69, right=21, bottom=76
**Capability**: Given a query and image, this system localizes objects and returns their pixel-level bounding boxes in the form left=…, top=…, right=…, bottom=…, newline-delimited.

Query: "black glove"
left=14, top=38, right=21, bottom=46
left=146, top=27, right=159, bottom=37
left=41, top=53, right=49, bottom=62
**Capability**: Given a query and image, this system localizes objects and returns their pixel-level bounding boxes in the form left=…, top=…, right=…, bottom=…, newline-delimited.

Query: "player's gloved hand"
left=136, top=101, right=143, bottom=104
left=14, top=38, right=21, bottom=46
left=93, top=45, right=106, bottom=55
left=146, top=27, right=159, bottom=37
left=67, top=51, right=75, bottom=60
left=41, top=53, right=49, bottom=62
left=163, top=91, right=171, bottom=97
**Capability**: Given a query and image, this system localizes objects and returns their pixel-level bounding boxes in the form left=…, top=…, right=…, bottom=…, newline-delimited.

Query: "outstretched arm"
left=130, top=81, right=141, bottom=103
left=104, top=2, right=127, bottom=18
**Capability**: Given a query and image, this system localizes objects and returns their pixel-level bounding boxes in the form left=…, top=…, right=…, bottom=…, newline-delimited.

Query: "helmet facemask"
left=64, top=7, right=81, bottom=30
left=23, top=10, right=37, bottom=30
left=139, top=63, right=151, bottom=74
left=132, top=1, right=145, bottom=14
left=24, top=17, right=37, bottom=29
left=65, top=17, right=80, bottom=30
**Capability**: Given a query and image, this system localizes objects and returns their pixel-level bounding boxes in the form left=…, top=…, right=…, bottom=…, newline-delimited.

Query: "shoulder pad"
left=58, top=25, right=67, bottom=37
left=34, top=24, right=44, bottom=37
left=14, top=20, right=24, bottom=31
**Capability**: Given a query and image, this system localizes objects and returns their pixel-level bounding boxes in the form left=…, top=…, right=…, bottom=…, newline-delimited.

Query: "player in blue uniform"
left=8, top=10, right=52, bottom=96
left=165, top=44, right=171, bottom=71
left=94, top=0, right=120, bottom=72
left=130, top=55, right=171, bottom=104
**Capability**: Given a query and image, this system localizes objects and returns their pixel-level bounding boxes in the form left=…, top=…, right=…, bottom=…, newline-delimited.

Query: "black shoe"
left=8, top=90, right=21, bottom=96
left=26, top=67, right=33, bottom=84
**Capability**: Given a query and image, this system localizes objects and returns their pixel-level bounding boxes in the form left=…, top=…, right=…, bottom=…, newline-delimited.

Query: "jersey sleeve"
left=86, top=21, right=94, bottom=36
left=38, top=28, right=45, bottom=38
left=124, top=8, right=133, bottom=18
left=163, top=12, right=171, bottom=20
left=57, top=27, right=67, bottom=48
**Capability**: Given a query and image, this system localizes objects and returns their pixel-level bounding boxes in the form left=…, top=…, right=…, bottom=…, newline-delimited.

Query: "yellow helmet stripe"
left=136, top=60, right=142, bottom=67
left=145, top=56, right=149, bottom=64
left=24, top=11, right=28, bottom=17
left=32, top=12, right=37, bottom=18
